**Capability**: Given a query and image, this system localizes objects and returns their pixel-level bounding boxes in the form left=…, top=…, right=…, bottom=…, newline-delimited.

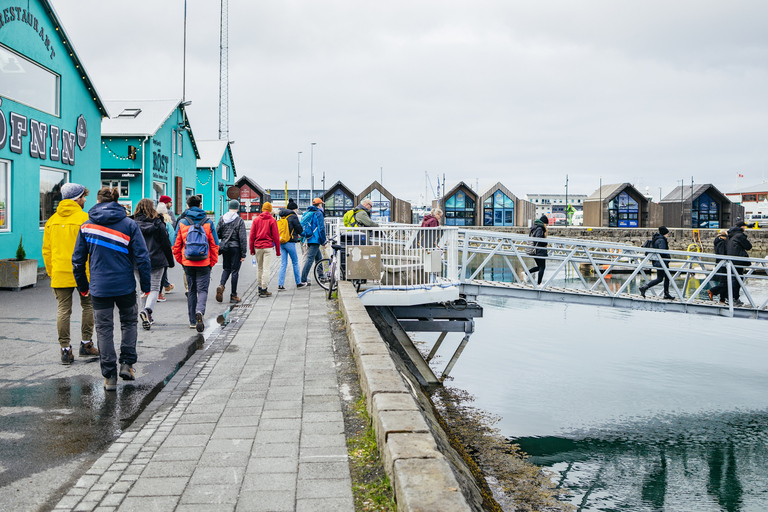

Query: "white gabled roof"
left=102, top=99, right=180, bottom=136
left=196, top=140, right=229, bottom=169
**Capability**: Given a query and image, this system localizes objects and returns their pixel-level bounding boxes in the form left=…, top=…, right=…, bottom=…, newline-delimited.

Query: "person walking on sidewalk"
left=157, top=195, right=177, bottom=296
left=277, top=199, right=305, bottom=291
left=527, top=215, right=549, bottom=285
left=72, top=188, right=151, bottom=391
left=132, top=199, right=175, bottom=330
left=639, top=226, right=674, bottom=300
left=726, top=220, right=752, bottom=307
left=249, top=202, right=281, bottom=297
left=300, top=198, right=327, bottom=286
left=216, top=200, right=248, bottom=303
left=173, top=195, right=220, bottom=332
left=158, top=195, right=177, bottom=228
left=43, top=183, right=99, bottom=365
left=708, top=229, right=729, bottom=303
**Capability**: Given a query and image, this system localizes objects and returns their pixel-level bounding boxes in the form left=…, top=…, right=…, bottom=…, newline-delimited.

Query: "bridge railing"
left=455, top=229, right=768, bottom=313
left=326, top=220, right=460, bottom=287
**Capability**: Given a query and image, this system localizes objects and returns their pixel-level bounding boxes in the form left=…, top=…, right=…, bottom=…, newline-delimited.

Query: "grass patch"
left=347, top=397, right=397, bottom=512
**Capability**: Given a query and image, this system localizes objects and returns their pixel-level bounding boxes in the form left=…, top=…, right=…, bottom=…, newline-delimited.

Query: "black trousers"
left=528, top=257, right=546, bottom=285
left=646, top=268, right=670, bottom=296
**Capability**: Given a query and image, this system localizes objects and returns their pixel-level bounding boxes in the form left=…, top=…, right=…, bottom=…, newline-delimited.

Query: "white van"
left=571, top=210, right=583, bottom=226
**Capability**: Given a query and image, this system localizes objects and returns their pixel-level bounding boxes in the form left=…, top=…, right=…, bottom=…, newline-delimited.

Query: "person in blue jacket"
left=73, top=187, right=152, bottom=391
left=300, top=198, right=327, bottom=286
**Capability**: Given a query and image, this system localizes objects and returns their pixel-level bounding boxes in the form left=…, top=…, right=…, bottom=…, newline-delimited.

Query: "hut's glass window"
left=0, top=160, right=9, bottom=231
left=445, top=190, right=475, bottom=226
left=153, top=181, right=166, bottom=204
left=221, top=163, right=229, bottom=181
left=326, top=189, right=353, bottom=218
left=692, top=191, right=719, bottom=229
left=0, top=44, right=60, bottom=116
left=362, top=189, right=391, bottom=222
left=483, top=190, right=515, bottom=226
left=101, top=180, right=129, bottom=198
left=40, top=167, right=69, bottom=227
left=608, top=191, right=638, bottom=228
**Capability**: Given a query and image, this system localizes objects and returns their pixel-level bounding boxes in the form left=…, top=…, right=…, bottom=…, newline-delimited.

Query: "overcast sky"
left=53, top=0, right=768, bottom=204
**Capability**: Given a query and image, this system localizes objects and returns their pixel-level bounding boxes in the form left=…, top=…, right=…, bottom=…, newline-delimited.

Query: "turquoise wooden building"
left=196, top=140, right=236, bottom=219
left=0, top=0, right=108, bottom=261
left=101, top=99, right=200, bottom=217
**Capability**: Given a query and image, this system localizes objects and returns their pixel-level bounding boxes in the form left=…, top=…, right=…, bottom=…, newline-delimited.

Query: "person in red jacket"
left=172, top=195, right=219, bottom=332
left=249, top=202, right=281, bottom=297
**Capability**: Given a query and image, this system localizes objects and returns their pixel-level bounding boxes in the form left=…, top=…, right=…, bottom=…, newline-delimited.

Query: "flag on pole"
left=738, top=173, right=744, bottom=178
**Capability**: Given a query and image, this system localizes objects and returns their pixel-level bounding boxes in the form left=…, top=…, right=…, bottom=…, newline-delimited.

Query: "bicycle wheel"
left=314, top=258, right=332, bottom=290
left=327, top=258, right=338, bottom=300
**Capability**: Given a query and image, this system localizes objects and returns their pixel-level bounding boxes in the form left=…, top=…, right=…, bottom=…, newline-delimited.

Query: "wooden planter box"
left=0, top=258, right=38, bottom=291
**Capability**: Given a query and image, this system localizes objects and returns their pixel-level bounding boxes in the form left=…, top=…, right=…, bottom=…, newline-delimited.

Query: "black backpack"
left=641, top=238, right=654, bottom=253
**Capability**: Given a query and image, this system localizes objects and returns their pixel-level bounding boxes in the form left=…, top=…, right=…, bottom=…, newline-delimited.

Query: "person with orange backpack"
left=277, top=199, right=305, bottom=291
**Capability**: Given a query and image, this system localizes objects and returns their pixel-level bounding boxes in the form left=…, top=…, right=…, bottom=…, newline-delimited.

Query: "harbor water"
left=438, top=267, right=768, bottom=511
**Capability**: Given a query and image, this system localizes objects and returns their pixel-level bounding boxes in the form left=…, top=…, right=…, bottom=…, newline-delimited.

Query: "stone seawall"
left=471, top=226, right=768, bottom=253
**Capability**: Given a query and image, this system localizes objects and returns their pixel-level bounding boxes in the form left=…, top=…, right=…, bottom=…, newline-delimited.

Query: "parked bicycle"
left=314, top=236, right=365, bottom=299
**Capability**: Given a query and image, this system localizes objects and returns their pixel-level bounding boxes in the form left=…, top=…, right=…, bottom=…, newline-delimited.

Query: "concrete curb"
left=337, top=281, right=472, bottom=512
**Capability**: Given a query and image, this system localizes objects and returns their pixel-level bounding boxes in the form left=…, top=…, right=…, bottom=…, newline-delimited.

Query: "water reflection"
left=443, top=296, right=768, bottom=511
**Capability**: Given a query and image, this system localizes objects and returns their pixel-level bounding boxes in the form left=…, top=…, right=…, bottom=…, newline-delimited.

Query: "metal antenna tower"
left=218, top=0, right=229, bottom=140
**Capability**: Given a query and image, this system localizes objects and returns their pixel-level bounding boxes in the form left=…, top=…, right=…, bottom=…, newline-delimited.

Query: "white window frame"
left=221, top=163, right=229, bottom=181
left=152, top=181, right=166, bottom=204
left=177, top=131, right=183, bottom=156
left=101, top=179, right=130, bottom=198
left=0, top=43, right=61, bottom=116
left=0, top=159, right=10, bottom=232
left=40, top=166, right=70, bottom=228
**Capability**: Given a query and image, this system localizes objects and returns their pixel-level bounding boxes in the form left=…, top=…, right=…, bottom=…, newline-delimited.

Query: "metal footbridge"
left=327, top=222, right=768, bottom=385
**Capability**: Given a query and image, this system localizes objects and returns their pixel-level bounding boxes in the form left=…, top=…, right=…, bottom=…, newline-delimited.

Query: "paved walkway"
left=53, top=270, right=355, bottom=512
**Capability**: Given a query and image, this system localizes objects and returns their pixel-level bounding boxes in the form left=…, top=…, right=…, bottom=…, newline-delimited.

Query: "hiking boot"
left=79, top=341, right=99, bottom=357
left=104, top=375, right=117, bottom=391
left=733, top=299, right=745, bottom=307
left=164, top=284, right=175, bottom=293
left=278, top=286, right=286, bottom=291
left=140, top=308, right=152, bottom=330
left=230, top=295, right=242, bottom=304
left=157, top=294, right=167, bottom=302
left=259, top=289, right=272, bottom=297
left=195, top=311, right=205, bottom=332
left=215, top=285, right=225, bottom=303
left=119, top=363, right=135, bottom=381
left=61, top=347, right=74, bottom=365
left=297, top=282, right=308, bottom=289
left=707, top=290, right=714, bottom=301
left=639, top=285, right=647, bottom=298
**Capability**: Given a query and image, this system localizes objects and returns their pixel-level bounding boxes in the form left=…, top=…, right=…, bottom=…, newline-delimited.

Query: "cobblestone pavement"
left=52, top=274, right=354, bottom=512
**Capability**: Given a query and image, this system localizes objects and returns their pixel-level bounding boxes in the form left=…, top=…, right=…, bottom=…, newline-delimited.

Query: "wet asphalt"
left=0, top=260, right=261, bottom=510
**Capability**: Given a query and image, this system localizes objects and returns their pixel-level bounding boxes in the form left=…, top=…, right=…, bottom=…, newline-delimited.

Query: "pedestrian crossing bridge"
left=330, top=223, right=768, bottom=321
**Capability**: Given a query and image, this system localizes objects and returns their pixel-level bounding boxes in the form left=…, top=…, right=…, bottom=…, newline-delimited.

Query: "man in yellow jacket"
left=42, top=183, right=98, bottom=365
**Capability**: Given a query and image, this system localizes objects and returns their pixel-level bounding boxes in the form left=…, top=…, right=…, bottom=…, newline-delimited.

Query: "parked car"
left=549, top=213, right=567, bottom=226
left=571, top=210, right=583, bottom=226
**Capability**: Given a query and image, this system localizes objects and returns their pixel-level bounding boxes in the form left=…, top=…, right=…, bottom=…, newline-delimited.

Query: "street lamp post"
left=565, top=174, right=569, bottom=227
left=297, top=151, right=302, bottom=208
left=310, top=143, right=316, bottom=200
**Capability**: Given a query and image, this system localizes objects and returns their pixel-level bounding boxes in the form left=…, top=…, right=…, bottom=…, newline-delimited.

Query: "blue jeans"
left=184, top=266, right=211, bottom=324
left=219, top=247, right=242, bottom=296
left=300, top=243, right=323, bottom=283
left=92, top=292, right=138, bottom=378
left=279, top=243, right=301, bottom=286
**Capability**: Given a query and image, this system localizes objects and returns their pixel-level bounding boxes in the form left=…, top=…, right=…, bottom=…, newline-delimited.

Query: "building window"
left=0, top=44, right=60, bottom=116
left=40, top=167, right=69, bottom=227
left=177, top=131, right=183, bottom=156
left=692, top=192, right=720, bottom=229
left=101, top=179, right=129, bottom=198
left=483, top=190, right=515, bottom=226
left=0, top=160, right=9, bottom=231
left=152, top=181, right=166, bottom=204
left=324, top=190, right=354, bottom=218
left=743, top=194, right=758, bottom=202
left=608, top=191, right=638, bottom=228
left=222, top=163, right=229, bottom=181
left=186, top=187, right=195, bottom=202
left=362, top=189, right=391, bottom=222
left=445, top=190, right=475, bottom=226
